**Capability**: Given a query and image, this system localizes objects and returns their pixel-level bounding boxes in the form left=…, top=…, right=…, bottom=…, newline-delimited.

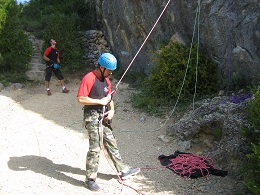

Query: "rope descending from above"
left=113, top=0, right=173, bottom=93
left=117, top=0, right=202, bottom=133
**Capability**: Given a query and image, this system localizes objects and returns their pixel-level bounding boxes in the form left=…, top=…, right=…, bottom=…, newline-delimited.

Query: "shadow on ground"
left=8, top=155, right=85, bottom=187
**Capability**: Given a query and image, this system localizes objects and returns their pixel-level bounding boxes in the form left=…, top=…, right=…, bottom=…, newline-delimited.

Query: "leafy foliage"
left=0, top=0, right=32, bottom=76
left=241, top=90, right=260, bottom=194
left=0, top=72, right=28, bottom=86
left=20, top=0, right=96, bottom=34
left=18, top=0, right=96, bottom=73
left=130, top=92, right=167, bottom=116
left=113, top=70, right=147, bottom=88
left=129, top=40, right=220, bottom=115
left=242, top=90, right=260, bottom=144
left=148, top=40, right=219, bottom=101
left=41, top=13, right=83, bottom=72
left=241, top=141, right=260, bottom=194
left=0, top=0, right=8, bottom=32
left=113, top=69, right=167, bottom=115
left=248, top=91, right=260, bottom=131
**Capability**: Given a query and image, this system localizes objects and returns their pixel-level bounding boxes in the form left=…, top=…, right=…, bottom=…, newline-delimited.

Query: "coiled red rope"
left=165, top=153, right=215, bottom=179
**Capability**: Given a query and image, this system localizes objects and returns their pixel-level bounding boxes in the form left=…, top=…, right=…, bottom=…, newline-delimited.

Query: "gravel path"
left=0, top=78, right=245, bottom=195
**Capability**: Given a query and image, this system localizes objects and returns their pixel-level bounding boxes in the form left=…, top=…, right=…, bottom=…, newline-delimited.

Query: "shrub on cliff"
left=130, top=40, right=220, bottom=114
left=241, top=90, right=260, bottom=194
left=148, top=40, right=219, bottom=101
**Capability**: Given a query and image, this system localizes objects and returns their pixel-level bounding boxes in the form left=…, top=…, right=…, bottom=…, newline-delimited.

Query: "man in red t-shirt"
left=43, top=39, right=69, bottom=96
left=77, top=53, right=140, bottom=191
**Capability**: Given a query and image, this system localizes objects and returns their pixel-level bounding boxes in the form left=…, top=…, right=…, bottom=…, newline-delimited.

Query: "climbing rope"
left=226, top=0, right=233, bottom=97
left=99, top=1, right=174, bottom=194
left=117, top=0, right=202, bottom=133
left=209, top=0, right=234, bottom=111
left=113, top=0, right=173, bottom=93
left=193, top=0, right=201, bottom=110
left=99, top=107, right=146, bottom=195
left=166, top=153, right=215, bottom=179
left=165, top=0, right=201, bottom=126
left=141, top=152, right=221, bottom=180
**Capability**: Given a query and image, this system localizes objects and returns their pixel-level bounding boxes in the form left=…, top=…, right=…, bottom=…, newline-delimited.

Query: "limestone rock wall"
left=26, top=34, right=46, bottom=81
left=97, top=0, right=260, bottom=84
left=82, top=30, right=111, bottom=68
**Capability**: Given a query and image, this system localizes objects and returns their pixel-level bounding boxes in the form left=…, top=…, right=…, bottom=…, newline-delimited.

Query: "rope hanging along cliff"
left=111, top=0, right=173, bottom=94
left=115, top=0, right=202, bottom=133
left=100, top=1, right=204, bottom=194
left=100, top=1, right=173, bottom=194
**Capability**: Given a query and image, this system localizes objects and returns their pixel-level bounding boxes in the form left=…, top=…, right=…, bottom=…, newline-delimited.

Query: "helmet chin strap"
left=99, top=67, right=106, bottom=81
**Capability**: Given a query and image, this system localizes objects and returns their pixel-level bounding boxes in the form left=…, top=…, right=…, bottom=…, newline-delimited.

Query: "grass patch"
left=0, top=72, right=28, bottom=87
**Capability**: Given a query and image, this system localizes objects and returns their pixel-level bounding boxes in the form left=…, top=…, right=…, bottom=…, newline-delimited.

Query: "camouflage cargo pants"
left=84, top=109, right=127, bottom=181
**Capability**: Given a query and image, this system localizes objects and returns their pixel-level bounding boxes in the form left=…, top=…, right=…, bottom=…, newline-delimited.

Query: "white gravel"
left=0, top=78, right=245, bottom=195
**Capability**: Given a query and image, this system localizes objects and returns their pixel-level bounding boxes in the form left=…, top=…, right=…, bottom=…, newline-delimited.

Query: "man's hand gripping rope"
left=99, top=89, right=116, bottom=121
left=98, top=89, right=117, bottom=148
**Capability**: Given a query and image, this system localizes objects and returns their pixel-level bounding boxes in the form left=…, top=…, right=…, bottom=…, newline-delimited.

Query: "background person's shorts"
left=45, top=66, right=64, bottom=81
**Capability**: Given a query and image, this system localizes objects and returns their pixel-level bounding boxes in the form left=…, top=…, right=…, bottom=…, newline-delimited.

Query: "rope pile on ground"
left=158, top=151, right=228, bottom=179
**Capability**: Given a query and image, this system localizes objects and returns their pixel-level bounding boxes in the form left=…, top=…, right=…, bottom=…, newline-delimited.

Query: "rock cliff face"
left=96, top=0, right=259, bottom=84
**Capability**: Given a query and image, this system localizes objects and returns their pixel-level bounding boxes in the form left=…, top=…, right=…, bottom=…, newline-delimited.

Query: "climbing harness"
left=96, top=106, right=146, bottom=195
left=84, top=117, right=99, bottom=129
left=98, top=106, right=106, bottom=148
left=94, top=1, right=174, bottom=194
left=85, top=0, right=220, bottom=193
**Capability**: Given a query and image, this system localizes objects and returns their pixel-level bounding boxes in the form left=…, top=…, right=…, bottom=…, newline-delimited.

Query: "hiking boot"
left=84, top=180, right=100, bottom=191
left=62, top=88, right=69, bottom=93
left=47, top=90, right=52, bottom=96
left=121, top=168, right=140, bottom=180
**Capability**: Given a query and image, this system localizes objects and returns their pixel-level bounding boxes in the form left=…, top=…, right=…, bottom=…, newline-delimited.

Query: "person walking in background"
left=43, top=39, right=69, bottom=96
left=77, top=53, right=140, bottom=191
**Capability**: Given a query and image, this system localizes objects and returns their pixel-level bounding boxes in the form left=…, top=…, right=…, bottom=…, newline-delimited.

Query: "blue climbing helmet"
left=98, top=53, right=117, bottom=71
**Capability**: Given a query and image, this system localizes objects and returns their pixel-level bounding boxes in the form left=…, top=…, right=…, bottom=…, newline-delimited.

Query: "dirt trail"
left=0, top=78, right=242, bottom=195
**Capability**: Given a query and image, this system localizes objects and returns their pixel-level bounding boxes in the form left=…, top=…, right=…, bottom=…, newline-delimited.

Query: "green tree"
left=148, top=40, right=219, bottom=100
left=241, top=90, right=260, bottom=194
left=42, top=13, right=83, bottom=72
left=20, top=0, right=96, bottom=34
left=18, top=0, right=96, bottom=73
left=0, top=0, right=32, bottom=75
left=0, top=0, right=8, bottom=33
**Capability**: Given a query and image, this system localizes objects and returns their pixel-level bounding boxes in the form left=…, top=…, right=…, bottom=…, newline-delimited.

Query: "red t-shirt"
left=44, top=46, right=60, bottom=64
left=77, top=70, right=112, bottom=98
left=44, top=46, right=60, bottom=57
